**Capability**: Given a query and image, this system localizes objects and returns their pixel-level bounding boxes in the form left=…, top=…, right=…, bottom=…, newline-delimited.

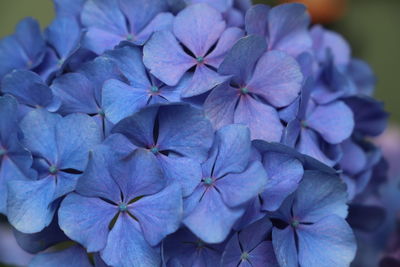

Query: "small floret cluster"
left=0, top=0, right=389, bottom=266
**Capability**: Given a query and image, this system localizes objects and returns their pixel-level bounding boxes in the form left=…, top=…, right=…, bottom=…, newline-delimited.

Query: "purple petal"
left=118, top=0, right=168, bottom=35
left=340, top=139, right=367, bottom=175
left=143, top=31, right=194, bottom=86
left=293, top=170, right=348, bottom=222
left=185, top=0, right=233, bottom=12
left=204, top=83, right=239, bottom=130
left=247, top=50, right=303, bottom=108
left=181, top=64, right=228, bottom=97
left=30, top=245, right=92, bottom=267
left=306, top=101, right=354, bottom=144
left=249, top=241, right=279, bottom=267
left=158, top=155, right=202, bottom=197
left=238, top=217, right=272, bottom=251
left=101, top=214, right=161, bottom=267
left=44, top=16, right=80, bottom=59
left=157, top=105, right=213, bottom=161
left=244, top=4, right=270, bottom=36
left=211, top=124, right=251, bottom=177
left=221, top=234, right=242, bottom=266
left=311, top=25, right=350, bottom=66
left=56, top=113, right=102, bottom=170
left=261, top=152, right=303, bottom=211
left=75, top=145, right=121, bottom=203
left=298, top=128, right=337, bottom=166
left=173, top=3, right=226, bottom=57
left=59, top=193, right=117, bottom=252
left=81, top=0, right=128, bottom=54
left=111, top=106, right=158, bottom=147
left=184, top=188, right=244, bottom=243
left=1, top=70, right=53, bottom=108
left=217, top=161, right=267, bottom=207
left=7, top=177, right=56, bottom=233
left=20, top=109, right=61, bottom=164
left=102, top=79, right=149, bottom=124
left=51, top=73, right=99, bottom=114
left=129, top=183, right=182, bottom=246
left=218, top=35, right=266, bottom=85
left=297, top=215, right=356, bottom=267
left=205, top=27, right=244, bottom=68
left=234, top=96, right=283, bottom=142
left=267, top=3, right=311, bottom=57
left=112, top=149, right=165, bottom=200
left=272, top=227, right=298, bottom=267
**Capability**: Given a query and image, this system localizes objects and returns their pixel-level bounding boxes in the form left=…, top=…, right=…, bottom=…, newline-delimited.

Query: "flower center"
left=150, top=86, right=159, bottom=93
left=98, top=109, right=105, bottom=116
left=241, top=252, right=250, bottom=260
left=126, top=34, right=133, bottom=41
left=203, top=177, right=213, bottom=185
left=0, top=148, right=6, bottom=157
left=150, top=146, right=159, bottom=154
left=301, top=120, right=308, bottom=128
left=119, top=203, right=128, bottom=212
left=240, top=87, right=249, bottom=94
left=196, top=56, right=204, bottom=63
left=291, top=219, right=300, bottom=228
left=48, top=165, right=58, bottom=174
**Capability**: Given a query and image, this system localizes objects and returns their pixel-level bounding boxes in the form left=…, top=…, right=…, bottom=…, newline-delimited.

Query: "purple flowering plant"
left=0, top=0, right=392, bottom=266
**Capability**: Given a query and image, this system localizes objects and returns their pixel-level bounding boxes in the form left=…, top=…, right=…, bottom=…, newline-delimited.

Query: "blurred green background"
left=0, top=0, right=399, bottom=122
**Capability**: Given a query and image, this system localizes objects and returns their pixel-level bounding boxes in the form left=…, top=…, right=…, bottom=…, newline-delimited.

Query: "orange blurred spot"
left=280, top=0, right=347, bottom=23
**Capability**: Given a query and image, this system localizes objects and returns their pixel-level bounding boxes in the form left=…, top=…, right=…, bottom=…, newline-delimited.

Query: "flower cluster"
left=0, top=0, right=390, bottom=266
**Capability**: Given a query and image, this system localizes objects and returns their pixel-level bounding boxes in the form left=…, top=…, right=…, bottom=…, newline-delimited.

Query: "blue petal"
left=205, top=27, right=244, bottom=68
left=183, top=188, right=244, bottom=243
left=173, top=3, right=226, bottom=57
left=185, top=0, right=233, bottom=12
left=293, top=170, right=348, bottom=222
left=59, top=193, right=117, bottom=252
left=234, top=95, right=283, bottom=142
left=218, top=35, right=266, bottom=85
left=158, top=155, right=202, bottom=197
left=181, top=64, right=229, bottom=97
left=247, top=50, right=303, bottom=108
left=272, top=227, right=298, bottom=267
left=244, top=4, right=270, bottom=36
left=204, top=82, right=239, bottom=130
left=129, top=183, right=182, bottom=246
left=217, top=161, right=267, bottom=208
left=14, top=18, right=46, bottom=68
left=75, top=145, right=121, bottom=203
left=56, top=113, right=102, bottom=170
left=45, top=16, right=81, bottom=60
left=20, top=109, right=61, bottom=165
left=143, top=31, right=194, bottom=86
left=211, top=124, right=251, bottom=177
left=101, top=213, right=161, bottom=267
left=102, top=79, right=149, bottom=124
left=112, top=106, right=158, bottom=147
left=297, top=215, right=356, bottom=267
left=133, top=12, right=174, bottom=46
left=118, top=0, right=168, bottom=36
left=261, top=152, right=303, bottom=211
left=1, top=70, right=54, bottom=108
left=7, top=177, right=56, bottom=233
left=249, top=241, right=279, bottom=267
left=340, top=139, right=367, bottom=175
left=51, top=73, right=99, bottom=114
left=81, top=0, right=128, bottom=54
left=221, top=234, right=243, bottom=266
left=347, top=58, right=376, bottom=96
left=238, top=217, right=273, bottom=251
left=111, top=149, right=165, bottom=200
left=157, top=105, right=213, bottom=161
left=78, top=56, right=125, bottom=104
left=306, top=101, right=354, bottom=144
left=103, top=45, right=150, bottom=88
left=267, top=3, right=311, bottom=56
left=30, top=245, right=92, bottom=267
